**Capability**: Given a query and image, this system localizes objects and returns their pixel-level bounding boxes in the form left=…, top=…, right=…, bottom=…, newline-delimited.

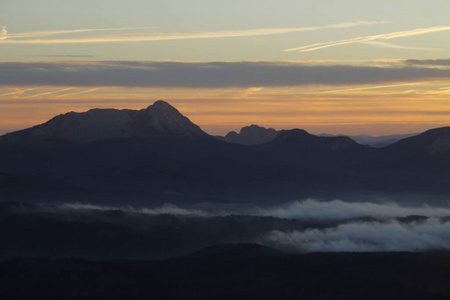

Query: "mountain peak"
left=2, top=101, right=209, bottom=143
left=148, top=100, right=174, bottom=110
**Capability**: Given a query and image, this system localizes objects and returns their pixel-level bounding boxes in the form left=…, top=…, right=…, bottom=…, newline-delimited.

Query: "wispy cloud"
left=0, top=88, right=35, bottom=97
left=54, top=88, right=102, bottom=98
left=0, top=22, right=383, bottom=44
left=36, top=55, right=96, bottom=58
left=321, top=82, right=424, bottom=94
left=284, top=25, right=450, bottom=52
left=28, top=87, right=75, bottom=98
left=362, top=41, right=441, bottom=51
left=61, top=203, right=210, bottom=217
left=2, top=26, right=147, bottom=40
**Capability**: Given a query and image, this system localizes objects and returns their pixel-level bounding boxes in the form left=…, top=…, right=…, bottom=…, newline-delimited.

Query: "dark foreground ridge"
left=1, top=250, right=450, bottom=300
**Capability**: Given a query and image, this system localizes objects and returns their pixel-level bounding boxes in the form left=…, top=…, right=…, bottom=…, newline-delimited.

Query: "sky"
left=1, top=0, right=450, bottom=136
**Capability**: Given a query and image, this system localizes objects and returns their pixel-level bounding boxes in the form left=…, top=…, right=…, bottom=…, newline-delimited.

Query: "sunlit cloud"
left=284, top=25, right=450, bottom=52
left=0, top=22, right=384, bottom=44
left=362, top=41, right=441, bottom=51
left=321, top=82, right=424, bottom=94
left=54, top=88, right=102, bottom=98
left=0, top=88, right=35, bottom=97
left=28, top=87, right=75, bottom=98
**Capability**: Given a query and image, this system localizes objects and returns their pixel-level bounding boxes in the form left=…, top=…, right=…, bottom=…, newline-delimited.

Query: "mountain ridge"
left=218, top=125, right=277, bottom=145
left=1, top=100, right=208, bottom=143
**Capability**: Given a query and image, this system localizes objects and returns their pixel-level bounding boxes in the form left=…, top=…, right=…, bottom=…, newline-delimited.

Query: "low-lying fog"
left=2, top=198, right=450, bottom=259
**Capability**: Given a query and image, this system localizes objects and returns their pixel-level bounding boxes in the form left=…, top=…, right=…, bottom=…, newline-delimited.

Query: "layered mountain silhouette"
left=1, top=100, right=450, bottom=204
left=220, top=126, right=417, bottom=147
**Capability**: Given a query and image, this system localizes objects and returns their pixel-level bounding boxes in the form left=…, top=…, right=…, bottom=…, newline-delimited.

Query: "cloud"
left=0, top=22, right=383, bottom=44
left=262, top=218, right=450, bottom=252
left=362, top=41, right=441, bottom=51
left=5, top=200, right=450, bottom=253
left=284, top=25, right=450, bottom=52
left=321, top=82, right=423, bottom=94
left=250, top=199, right=450, bottom=220
left=0, top=26, right=7, bottom=40
left=61, top=199, right=450, bottom=221
left=61, top=203, right=210, bottom=217
left=406, top=59, right=450, bottom=66
left=1, top=60, right=450, bottom=88
left=28, top=87, right=75, bottom=98
left=36, top=55, right=96, bottom=58
left=53, top=88, right=101, bottom=98
left=0, top=87, right=35, bottom=97
left=5, top=27, right=147, bottom=39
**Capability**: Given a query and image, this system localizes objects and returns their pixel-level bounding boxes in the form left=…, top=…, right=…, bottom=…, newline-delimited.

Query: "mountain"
left=1, top=101, right=450, bottom=204
left=319, top=133, right=418, bottom=148
left=219, top=125, right=277, bottom=145
left=1, top=100, right=208, bottom=143
left=386, top=126, right=450, bottom=155
left=273, top=129, right=361, bottom=151
left=350, top=133, right=419, bottom=147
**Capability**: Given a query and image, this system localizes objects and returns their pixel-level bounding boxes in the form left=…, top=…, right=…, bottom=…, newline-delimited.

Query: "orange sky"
left=2, top=81, right=450, bottom=136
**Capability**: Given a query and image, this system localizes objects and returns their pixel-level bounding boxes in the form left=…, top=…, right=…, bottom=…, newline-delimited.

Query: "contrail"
left=28, top=87, right=76, bottom=98
left=284, top=25, right=450, bottom=52
left=0, top=22, right=385, bottom=44
left=7, top=27, right=147, bottom=39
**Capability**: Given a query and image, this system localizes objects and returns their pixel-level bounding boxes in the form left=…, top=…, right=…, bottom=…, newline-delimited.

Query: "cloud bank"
left=1, top=60, right=450, bottom=88
left=251, top=199, right=450, bottom=220
left=61, top=199, right=450, bottom=220
left=5, top=199, right=450, bottom=253
left=263, top=218, right=450, bottom=252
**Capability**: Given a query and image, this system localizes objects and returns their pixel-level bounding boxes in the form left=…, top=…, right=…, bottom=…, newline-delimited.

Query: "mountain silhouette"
left=1, top=101, right=450, bottom=204
left=272, top=129, right=361, bottom=151
left=386, top=126, right=450, bottom=155
left=1, top=100, right=208, bottom=143
left=219, top=125, right=277, bottom=145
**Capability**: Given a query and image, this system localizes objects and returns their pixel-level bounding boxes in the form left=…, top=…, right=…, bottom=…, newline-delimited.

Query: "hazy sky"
left=1, top=0, right=450, bottom=135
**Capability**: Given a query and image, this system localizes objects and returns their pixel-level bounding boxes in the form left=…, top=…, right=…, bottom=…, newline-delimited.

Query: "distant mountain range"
left=318, top=133, right=419, bottom=148
left=217, top=125, right=277, bottom=145
left=1, top=100, right=450, bottom=204
left=217, top=125, right=417, bottom=147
